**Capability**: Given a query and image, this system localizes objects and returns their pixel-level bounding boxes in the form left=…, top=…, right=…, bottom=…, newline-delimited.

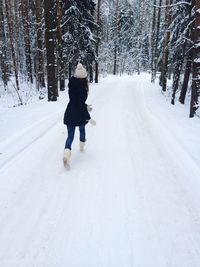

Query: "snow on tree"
left=61, top=0, right=97, bottom=79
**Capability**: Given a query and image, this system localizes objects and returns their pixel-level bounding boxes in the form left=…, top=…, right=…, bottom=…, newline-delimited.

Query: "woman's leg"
left=65, top=125, right=76, bottom=150
left=79, top=125, right=86, bottom=151
left=79, top=125, right=86, bottom=142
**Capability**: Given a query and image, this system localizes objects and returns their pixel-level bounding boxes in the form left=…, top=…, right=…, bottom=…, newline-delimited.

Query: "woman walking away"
left=63, top=63, right=96, bottom=169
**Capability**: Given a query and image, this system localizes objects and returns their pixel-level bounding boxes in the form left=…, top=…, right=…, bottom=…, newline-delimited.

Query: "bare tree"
left=21, top=0, right=33, bottom=83
left=35, top=0, right=45, bottom=91
left=5, top=0, right=21, bottom=95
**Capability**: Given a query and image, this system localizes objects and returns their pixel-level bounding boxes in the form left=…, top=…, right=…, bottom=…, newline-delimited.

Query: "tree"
left=190, top=0, right=200, bottom=117
left=62, top=0, right=97, bottom=78
left=171, top=1, right=190, bottom=105
left=5, top=0, right=21, bottom=93
left=153, top=0, right=162, bottom=82
left=44, top=0, right=58, bottom=101
left=56, top=0, right=65, bottom=91
left=21, top=0, right=33, bottom=83
left=35, top=0, right=45, bottom=91
left=0, top=0, right=9, bottom=86
left=151, top=0, right=157, bottom=82
left=117, top=1, right=135, bottom=75
left=113, top=0, right=119, bottom=75
left=177, top=0, right=194, bottom=104
left=95, top=0, right=101, bottom=83
left=160, top=0, right=173, bottom=92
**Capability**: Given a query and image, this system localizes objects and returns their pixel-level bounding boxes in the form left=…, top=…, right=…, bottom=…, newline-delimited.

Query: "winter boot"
left=80, top=141, right=85, bottom=152
left=63, top=148, right=71, bottom=169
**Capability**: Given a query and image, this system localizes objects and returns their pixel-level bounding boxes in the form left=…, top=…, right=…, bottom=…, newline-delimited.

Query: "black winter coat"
left=63, top=77, right=91, bottom=126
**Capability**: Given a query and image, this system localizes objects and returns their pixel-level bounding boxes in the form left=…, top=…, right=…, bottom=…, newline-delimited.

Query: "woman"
left=63, top=63, right=96, bottom=169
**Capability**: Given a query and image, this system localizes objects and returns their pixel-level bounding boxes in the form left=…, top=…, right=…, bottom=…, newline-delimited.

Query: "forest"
left=0, top=0, right=200, bottom=117
left=1, top=2, right=200, bottom=264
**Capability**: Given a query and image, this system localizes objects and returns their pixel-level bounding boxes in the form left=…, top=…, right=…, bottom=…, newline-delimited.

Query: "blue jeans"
left=65, top=125, right=86, bottom=150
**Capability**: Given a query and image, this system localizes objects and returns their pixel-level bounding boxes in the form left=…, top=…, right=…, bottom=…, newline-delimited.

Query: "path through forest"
left=0, top=75, right=200, bottom=267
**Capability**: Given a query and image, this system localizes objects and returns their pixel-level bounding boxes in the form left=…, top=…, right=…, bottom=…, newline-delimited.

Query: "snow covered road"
left=0, top=75, right=200, bottom=267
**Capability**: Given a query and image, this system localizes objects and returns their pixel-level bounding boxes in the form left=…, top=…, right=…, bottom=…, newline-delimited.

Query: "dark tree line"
left=0, top=0, right=200, bottom=117
left=151, top=0, right=200, bottom=117
left=0, top=0, right=97, bottom=102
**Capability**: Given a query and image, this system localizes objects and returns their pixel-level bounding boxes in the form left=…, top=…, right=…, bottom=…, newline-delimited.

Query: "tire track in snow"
left=0, top=110, right=63, bottom=172
left=1, top=76, right=200, bottom=266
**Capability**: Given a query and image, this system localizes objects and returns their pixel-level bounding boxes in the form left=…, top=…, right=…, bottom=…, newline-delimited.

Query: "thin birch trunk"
left=5, top=0, right=21, bottom=99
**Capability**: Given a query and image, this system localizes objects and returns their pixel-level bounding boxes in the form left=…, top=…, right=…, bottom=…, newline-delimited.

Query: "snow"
left=0, top=74, right=200, bottom=266
left=194, top=57, right=200, bottom=63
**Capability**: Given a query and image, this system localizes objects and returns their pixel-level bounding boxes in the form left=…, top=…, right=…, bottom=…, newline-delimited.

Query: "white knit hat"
left=74, top=63, right=87, bottom=79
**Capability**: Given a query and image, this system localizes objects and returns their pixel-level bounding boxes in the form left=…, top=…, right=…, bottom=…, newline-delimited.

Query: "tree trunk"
left=155, top=0, right=162, bottom=74
left=0, top=0, right=9, bottom=87
left=21, top=0, right=33, bottom=84
left=35, top=0, right=45, bottom=90
left=190, top=0, right=200, bottom=117
left=89, top=65, right=93, bottom=83
left=56, top=0, right=65, bottom=91
left=171, top=34, right=188, bottom=105
left=179, top=52, right=192, bottom=104
left=179, top=0, right=195, bottom=104
left=171, top=51, right=184, bottom=105
left=160, top=0, right=173, bottom=91
left=113, top=0, right=118, bottom=75
left=151, top=0, right=157, bottom=82
left=95, top=0, right=101, bottom=83
left=44, top=0, right=57, bottom=101
left=5, top=0, right=21, bottom=94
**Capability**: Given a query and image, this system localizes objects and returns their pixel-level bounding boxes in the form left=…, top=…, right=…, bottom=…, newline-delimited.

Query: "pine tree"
left=62, top=0, right=97, bottom=77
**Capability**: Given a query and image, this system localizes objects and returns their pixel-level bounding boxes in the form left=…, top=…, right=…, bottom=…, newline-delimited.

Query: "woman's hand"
left=89, top=118, right=96, bottom=126
left=87, top=104, right=93, bottom=112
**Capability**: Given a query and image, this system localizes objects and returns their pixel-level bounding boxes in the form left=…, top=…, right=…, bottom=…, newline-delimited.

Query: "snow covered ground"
left=0, top=74, right=200, bottom=267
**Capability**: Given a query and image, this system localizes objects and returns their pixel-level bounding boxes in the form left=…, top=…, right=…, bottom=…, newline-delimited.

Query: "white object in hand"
left=87, top=104, right=93, bottom=112
left=89, top=118, right=96, bottom=126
